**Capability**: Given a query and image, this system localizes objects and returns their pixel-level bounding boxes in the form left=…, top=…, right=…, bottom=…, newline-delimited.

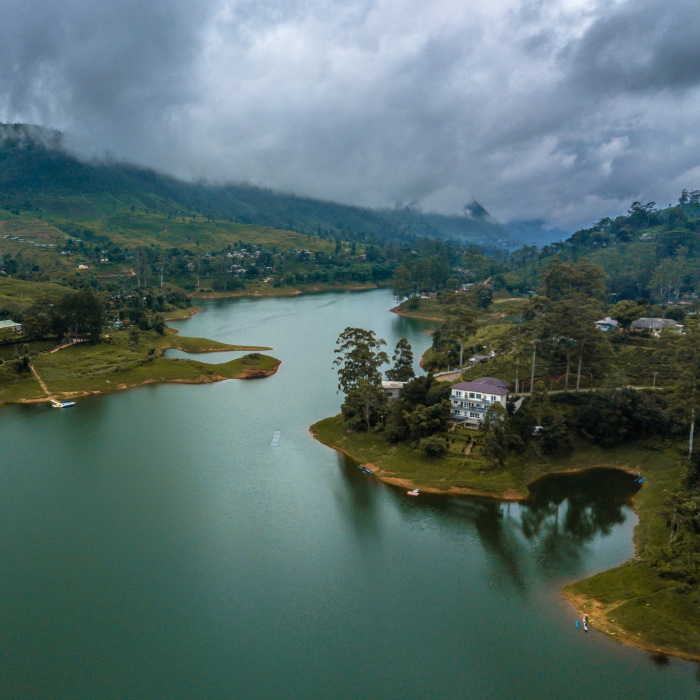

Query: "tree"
left=609, top=300, right=645, bottom=331
left=419, top=436, right=447, bottom=457
left=522, top=295, right=551, bottom=392
left=51, top=290, right=105, bottom=342
left=481, top=402, right=509, bottom=470
left=403, top=401, right=450, bottom=439
left=386, top=337, right=415, bottom=381
left=21, top=297, right=55, bottom=338
left=666, top=319, right=700, bottom=458
left=334, top=327, right=388, bottom=395
left=530, top=380, right=551, bottom=424
left=341, top=379, right=388, bottom=431
left=466, top=284, right=493, bottom=309
left=334, top=327, right=389, bottom=431
left=392, top=265, right=413, bottom=303
left=545, top=296, right=605, bottom=392
left=442, top=294, right=477, bottom=367
left=601, top=367, right=626, bottom=405
left=382, top=374, right=451, bottom=442
left=538, top=259, right=606, bottom=301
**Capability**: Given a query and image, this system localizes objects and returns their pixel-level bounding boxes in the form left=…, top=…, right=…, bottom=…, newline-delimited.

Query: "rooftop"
left=630, top=317, right=679, bottom=330
left=451, top=377, right=510, bottom=396
left=381, top=381, right=407, bottom=389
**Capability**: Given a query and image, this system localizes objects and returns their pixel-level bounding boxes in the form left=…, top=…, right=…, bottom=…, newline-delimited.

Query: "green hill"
left=498, top=196, right=700, bottom=301
left=0, top=123, right=531, bottom=249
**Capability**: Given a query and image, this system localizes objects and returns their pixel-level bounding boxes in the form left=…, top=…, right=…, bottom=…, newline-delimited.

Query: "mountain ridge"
left=0, top=122, right=563, bottom=248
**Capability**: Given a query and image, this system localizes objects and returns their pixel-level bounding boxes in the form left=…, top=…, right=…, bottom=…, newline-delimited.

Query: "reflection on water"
left=338, top=459, right=640, bottom=598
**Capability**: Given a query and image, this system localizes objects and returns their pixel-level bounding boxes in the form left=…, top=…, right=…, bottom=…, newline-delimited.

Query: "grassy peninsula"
left=0, top=327, right=278, bottom=406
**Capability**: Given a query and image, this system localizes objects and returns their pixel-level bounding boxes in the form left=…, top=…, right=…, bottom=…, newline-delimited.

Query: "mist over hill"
left=0, top=123, right=565, bottom=249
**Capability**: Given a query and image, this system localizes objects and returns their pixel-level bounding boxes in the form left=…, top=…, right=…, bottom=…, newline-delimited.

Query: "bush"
left=419, top=436, right=447, bottom=457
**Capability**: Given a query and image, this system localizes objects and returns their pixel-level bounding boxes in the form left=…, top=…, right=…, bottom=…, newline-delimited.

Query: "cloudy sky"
left=1, top=0, right=699, bottom=230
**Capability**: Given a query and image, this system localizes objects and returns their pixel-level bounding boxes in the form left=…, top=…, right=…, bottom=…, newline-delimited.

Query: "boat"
left=407, top=489, right=420, bottom=497
left=51, top=400, right=76, bottom=409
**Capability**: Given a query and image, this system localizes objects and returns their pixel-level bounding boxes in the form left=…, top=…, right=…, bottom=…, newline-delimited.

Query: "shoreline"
left=390, top=304, right=445, bottom=322
left=562, top=590, right=700, bottom=663
left=193, top=282, right=389, bottom=301
left=13, top=360, right=281, bottom=406
left=310, top=428, right=526, bottom=500
left=311, top=428, right=641, bottom=500
left=310, top=424, right=697, bottom=663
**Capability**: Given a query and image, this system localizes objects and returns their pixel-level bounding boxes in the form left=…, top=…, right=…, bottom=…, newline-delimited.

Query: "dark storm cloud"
left=1, top=0, right=700, bottom=229
left=568, top=0, right=700, bottom=94
left=0, top=0, right=215, bottom=147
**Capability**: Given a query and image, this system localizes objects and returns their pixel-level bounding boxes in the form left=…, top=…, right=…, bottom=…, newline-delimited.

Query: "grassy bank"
left=193, top=280, right=387, bottom=299
left=162, top=306, right=204, bottom=321
left=391, top=298, right=446, bottom=321
left=564, top=448, right=700, bottom=661
left=0, top=329, right=278, bottom=406
left=311, top=415, right=663, bottom=497
left=311, top=415, right=700, bottom=660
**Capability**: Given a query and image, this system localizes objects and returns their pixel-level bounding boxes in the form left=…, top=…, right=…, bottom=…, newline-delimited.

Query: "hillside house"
left=630, top=317, right=679, bottom=334
left=450, top=377, right=510, bottom=426
left=0, top=320, right=21, bottom=331
left=381, top=381, right=406, bottom=400
left=595, top=317, right=618, bottom=331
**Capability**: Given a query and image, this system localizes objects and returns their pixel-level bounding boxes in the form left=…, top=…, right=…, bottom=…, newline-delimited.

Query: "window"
left=469, top=412, right=480, bottom=419
left=454, top=391, right=462, bottom=398
left=469, top=392, right=475, bottom=399
left=475, top=393, right=482, bottom=399
left=491, top=395, right=498, bottom=401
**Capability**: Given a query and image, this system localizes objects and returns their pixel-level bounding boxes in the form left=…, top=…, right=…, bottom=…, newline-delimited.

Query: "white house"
left=381, top=380, right=406, bottom=400
left=595, top=317, right=618, bottom=331
left=450, top=377, right=509, bottom=426
left=0, top=320, right=21, bottom=331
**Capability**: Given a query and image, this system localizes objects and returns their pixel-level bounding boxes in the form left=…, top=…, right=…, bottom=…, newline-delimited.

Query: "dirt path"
left=48, top=338, right=85, bottom=354
left=29, top=363, right=52, bottom=400
left=435, top=370, right=463, bottom=383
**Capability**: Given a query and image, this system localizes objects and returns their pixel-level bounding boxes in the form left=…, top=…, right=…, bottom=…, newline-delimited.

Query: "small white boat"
left=51, top=400, right=76, bottom=409
left=407, top=489, right=420, bottom=497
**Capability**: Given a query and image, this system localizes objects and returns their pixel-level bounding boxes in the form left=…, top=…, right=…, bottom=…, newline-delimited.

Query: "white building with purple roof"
left=450, top=376, right=510, bottom=426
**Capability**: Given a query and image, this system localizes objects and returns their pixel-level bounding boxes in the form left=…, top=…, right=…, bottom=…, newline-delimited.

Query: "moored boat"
left=51, top=400, right=76, bottom=409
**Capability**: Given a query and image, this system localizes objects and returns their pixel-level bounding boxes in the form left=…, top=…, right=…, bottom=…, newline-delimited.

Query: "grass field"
left=0, top=277, right=72, bottom=314
left=0, top=364, right=44, bottom=404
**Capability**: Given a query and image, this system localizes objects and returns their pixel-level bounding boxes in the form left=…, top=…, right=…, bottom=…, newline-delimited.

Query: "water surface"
left=0, top=289, right=696, bottom=698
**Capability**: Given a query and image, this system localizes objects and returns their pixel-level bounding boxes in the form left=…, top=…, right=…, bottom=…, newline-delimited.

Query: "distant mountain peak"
left=462, top=199, right=493, bottom=222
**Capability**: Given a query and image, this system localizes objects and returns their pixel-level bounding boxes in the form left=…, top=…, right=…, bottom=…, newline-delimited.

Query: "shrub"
left=419, top=436, right=447, bottom=457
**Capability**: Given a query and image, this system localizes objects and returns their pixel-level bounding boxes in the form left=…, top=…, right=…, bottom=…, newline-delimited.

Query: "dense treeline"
left=498, top=193, right=700, bottom=301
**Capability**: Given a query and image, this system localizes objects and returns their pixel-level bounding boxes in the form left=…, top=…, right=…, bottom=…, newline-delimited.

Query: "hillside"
left=0, top=123, right=549, bottom=249
left=497, top=196, right=700, bottom=301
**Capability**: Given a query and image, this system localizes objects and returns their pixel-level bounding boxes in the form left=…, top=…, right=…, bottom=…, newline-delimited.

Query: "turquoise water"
left=0, top=289, right=696, bottom=698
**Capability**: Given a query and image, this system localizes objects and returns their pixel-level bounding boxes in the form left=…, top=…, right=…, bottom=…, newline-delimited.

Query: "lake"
left=0, top=288, right=696, bottom=698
